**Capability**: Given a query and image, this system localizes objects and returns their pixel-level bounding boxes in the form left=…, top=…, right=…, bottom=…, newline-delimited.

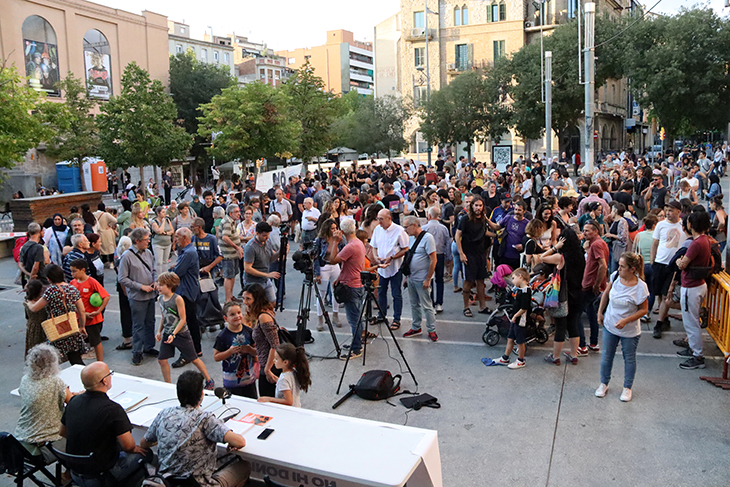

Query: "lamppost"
left=420, top=0, right=437, bottom=166
left=584, top=2, right=596, bottom=173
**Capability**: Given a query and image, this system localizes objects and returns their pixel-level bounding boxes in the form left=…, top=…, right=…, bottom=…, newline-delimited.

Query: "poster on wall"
left=491, top=145, right=513, bottom=170
left=24, top=40, right=60, bottom=96
left=84, top=51, right=112, bottom=100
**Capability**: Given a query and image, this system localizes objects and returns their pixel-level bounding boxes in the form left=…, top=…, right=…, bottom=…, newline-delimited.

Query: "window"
left=499, top=2, right=506, bottom=21
left=455, top=44, right=468, bottom=70
left=176, top=44, right=183, bottom=53
left=462, top=6, right=469, bottom=25
left=83, top=29, right=113, bottom=100
left=454, top=7, right=461, bottom=26
left=568, top=0, right=579, bottom=19
left=260, top=68, right=266, bottom=79
left=493, top=40, right=506, bottom=60
left=414, top=85, right=427, bottom=108
left=274, top=70, right=280, bottom=79
left=414, top=11, right=425, bottom=29
left=22, top=15, right=60, bottom=96
left=213, top=51, right=219, bottom=62
left=224, top=52, right=229, bottom=63
left=268, top=69, right=273, bottom=79
left=304, top=55, right=311, bottom=60
left=488, top=2, right=506, bottom=22
left=180, top=27, right=186, bottom=34
left=288, top=57, right=295, bottom=65
left=201, top=48, right=207, bottom=61
left=414, top=47, right=425, bottom=67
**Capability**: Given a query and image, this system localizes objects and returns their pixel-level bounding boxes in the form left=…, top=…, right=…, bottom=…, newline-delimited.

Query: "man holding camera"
left=327, top=218, right=366, bottom=360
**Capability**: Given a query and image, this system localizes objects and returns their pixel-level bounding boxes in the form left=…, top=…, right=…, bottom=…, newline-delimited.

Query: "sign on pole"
left=256, top=164, right=303, bottom=192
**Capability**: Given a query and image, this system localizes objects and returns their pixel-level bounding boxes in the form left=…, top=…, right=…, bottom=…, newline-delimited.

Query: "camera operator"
left=327, top=218, right=366, bottom=360
left=243, top=221, right=287, bottom=304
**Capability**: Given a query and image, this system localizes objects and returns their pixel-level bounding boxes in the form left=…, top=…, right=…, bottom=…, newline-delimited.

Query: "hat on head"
left=563, top=189, right=579, bottom=198
left=652, top=169, right=662, bottom=176
left=500, top=193, right=512, bottom=201
left=666, top=200, right=682, bottom=210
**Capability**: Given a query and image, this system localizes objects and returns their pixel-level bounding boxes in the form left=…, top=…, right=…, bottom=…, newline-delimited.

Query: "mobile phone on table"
left=257, top=428, right=274, bottom=440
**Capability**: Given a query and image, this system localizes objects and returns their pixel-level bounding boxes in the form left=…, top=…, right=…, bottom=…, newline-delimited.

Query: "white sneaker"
left=493, top=356, right=510, bottom=365
left=620, top=388, right=633, bottom=402
left=595, top=383, right=609, bottom=398
left=507, top=360, right=526, bottom=369
left=435, top=304, right=443, bottom=313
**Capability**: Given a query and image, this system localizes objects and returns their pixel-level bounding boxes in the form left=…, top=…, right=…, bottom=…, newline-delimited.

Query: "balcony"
left=447, top=61, right=472, bottom=74
left=350, top=70, right=373, bottom=83
left=405, top=27, right=436, bottom=42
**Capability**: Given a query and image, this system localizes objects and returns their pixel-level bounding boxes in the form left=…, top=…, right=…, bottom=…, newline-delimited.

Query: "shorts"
left=221, top=259, right=239, bottom=279
left=244, top=278, right=277, bottom=303
left=672, top=283, right=681, bottom=303
left=158, top=330, right=198, bottom=362
left=85, top=323, right=102, bottom=347
left=507, top=321, right=526, bottom=345
left=463, top=251, right=488, bottom=282
left=652, top=262, right=673, bottom=297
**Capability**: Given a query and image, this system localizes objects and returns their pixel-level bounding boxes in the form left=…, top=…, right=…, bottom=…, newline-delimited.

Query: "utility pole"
left=584, top=2, right=596, bottom=173
left=424, top=0, right=432, bottom=166
left=545, top=51, right=552, bottom=163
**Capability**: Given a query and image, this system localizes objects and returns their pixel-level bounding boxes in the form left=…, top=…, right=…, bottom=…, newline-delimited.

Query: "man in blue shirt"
left=171, top=227, right=201, bottom=367
left=192, top=217, right=224, bottom=335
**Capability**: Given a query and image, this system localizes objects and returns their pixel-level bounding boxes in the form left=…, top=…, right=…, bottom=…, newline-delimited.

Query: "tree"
left=283, top=60, right=339, bottom=163
left=621, top=7, right=730, bottom=137
left=197, top=82, right=300, bottom=165
left=42, top=73, right=98, bottom=166
left=97, top=62, right=191, bottom=172
left=337, top=95, right=410, bottom=157
left=0, top=62, right=51, bottom=171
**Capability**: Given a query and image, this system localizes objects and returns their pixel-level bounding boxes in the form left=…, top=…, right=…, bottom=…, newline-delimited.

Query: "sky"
left=91, top=0, right=727, bottom=52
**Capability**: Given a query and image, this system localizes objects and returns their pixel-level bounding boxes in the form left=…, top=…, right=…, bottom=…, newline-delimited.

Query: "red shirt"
left=582, top=237, right=610, bottom=291
left=70, top=277, right=109, bottom=326
left=681, top=235, right=711, bottom=288
left=338, top=238, right=366, bottom=288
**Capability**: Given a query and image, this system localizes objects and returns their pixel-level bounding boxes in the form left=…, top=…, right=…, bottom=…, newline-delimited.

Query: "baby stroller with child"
left=482, top=264, right=548, bottom=347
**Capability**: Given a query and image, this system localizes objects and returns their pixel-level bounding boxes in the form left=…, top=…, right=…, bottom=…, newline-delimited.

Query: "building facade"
left=168, top=21, right=236, bottom=76
left=0, top=0, right=170, bottom=200
left=276, top=30, right=374, bottom=95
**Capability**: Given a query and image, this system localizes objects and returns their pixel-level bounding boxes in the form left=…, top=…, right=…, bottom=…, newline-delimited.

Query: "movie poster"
left=24, top=39, right=60, bottom=96
left=84, top=51, right=112, bottom=100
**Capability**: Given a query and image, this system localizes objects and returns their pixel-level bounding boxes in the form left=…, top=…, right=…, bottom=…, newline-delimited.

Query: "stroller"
left=482, top=265, right=548, bottom=347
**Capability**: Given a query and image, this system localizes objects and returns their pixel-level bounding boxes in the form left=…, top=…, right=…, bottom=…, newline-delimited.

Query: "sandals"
left=363, top=330, right=377, bottom=339
left=115, top=342, right=132, bottom=351
left=463, top=308, right=474, bottom=317
left=389, top=321, right=401, bottom=330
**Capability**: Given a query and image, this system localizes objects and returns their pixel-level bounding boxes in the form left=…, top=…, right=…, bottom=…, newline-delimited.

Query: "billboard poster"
left=84, top=51, right=112, bottom=100
left=24, top=39, right=60, bottom=96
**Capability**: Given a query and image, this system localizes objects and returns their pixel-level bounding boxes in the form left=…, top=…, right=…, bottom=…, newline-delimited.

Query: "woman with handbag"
left=540, top=226, right=585, bottom=365
left=26, top=264, right=87, bottom=365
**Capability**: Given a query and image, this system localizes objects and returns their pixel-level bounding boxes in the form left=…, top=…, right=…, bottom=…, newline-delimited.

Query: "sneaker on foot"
left=428, top=332, right=438, bottom=342
left=653, top=324, right=663, bottom=339
left=563, top=352, right=578, bottom=365
left=661, top=320, right=671, bottom=331
left=577, top=347, right=589, bottom=357
left=588, top=344, right=600, bottom=352
left=131, top=353, right=143, bottom=366
left=435, top=304, right=443, bottom=313
left=640, top=314, right=651, bottom=323
left=673, top=338, right=689, bottom=348
left=204, top=379, right=215, bottom=391
left=595, top=383, right=609, bottom=398
left=544, top=354, right=561, bottom=366
left=677, top=348, right=693, bottom=357
left=620, top=388, right=633, bottom=402
left=403, top=328, right=423, bottom=338
left=507, top=360, right=526, bottom=369
left=493, top=356, right=510, bottom=365
left=340, top=349, right=363, bottom=360
left=679, top=356, right=705, bottom=370
left=144, top=348, right=159, bottom=357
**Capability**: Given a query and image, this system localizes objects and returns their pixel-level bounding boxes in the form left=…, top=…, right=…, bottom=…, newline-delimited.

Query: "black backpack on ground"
left=353, top=370, right=401, bottom=400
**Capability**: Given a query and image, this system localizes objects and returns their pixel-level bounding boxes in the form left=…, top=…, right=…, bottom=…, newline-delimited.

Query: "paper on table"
left=113, top=391, right=148, bottom=411
left=225, top=419, right=254, bottom=436
left=128, top=406, right=162, bottom=427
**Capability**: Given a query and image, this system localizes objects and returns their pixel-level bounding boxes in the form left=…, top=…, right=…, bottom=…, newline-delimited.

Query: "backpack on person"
left=13, top=237, right=28, bottom=263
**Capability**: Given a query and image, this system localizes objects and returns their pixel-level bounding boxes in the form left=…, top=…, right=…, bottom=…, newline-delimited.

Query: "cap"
left=652, top=169, right=662, bottom=176
left=563, top=189, right=579, bottom=198
left=666, top=200, right=682, bottom=210
left=500, top=193, right=512, bottom=201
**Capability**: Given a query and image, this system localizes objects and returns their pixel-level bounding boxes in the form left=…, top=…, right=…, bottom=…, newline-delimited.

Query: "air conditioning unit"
left=411, top=27, right=426, bottom=37
left=447, top=63, right=456, bottom=70
left=524, top=21, right=534, bottom=28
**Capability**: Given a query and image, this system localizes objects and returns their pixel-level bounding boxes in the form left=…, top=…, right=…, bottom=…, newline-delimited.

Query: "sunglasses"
left=99, top=370, right=114, bottom=384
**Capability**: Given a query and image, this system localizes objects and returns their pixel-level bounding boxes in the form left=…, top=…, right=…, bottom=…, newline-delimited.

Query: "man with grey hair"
left=170, top=227, right=202, bottom=364
left=402, top=216, right=438, bottom=341
left=300, top=197, right=320, bottom=246
left=118, top=228, right=158, bottom=366
left=370, top=208, right=409, bottom=330
left=63, top=233, right=90, bottom=282
left=62, top=218, right=87, bottom=256
left=19, top=222, right=45, bottom=287
left=423, top=206, right=450, bottom=313
left=269, top=188, right=292, bottom=224
left=327, top=217, right=366, bottom=359
left=266, top=214, right=286, bottom=303
left=219, top=203, right=242, bottom=302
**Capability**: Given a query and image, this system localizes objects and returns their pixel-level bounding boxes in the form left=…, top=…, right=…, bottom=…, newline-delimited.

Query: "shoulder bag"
left=400, top=231, right=427, bottom=277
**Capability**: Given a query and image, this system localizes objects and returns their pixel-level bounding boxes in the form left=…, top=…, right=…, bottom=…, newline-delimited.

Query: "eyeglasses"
left=99, top=370, right=114, bottom=384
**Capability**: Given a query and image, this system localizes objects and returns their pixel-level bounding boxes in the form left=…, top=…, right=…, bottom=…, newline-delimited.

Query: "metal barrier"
left=700, top=272, right=730, bottom=389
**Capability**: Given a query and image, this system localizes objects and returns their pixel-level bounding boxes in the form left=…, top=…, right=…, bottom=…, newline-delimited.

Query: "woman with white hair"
left=14, top=344, right=74, bottom=461
left=114, top=235, right=134, bottom=351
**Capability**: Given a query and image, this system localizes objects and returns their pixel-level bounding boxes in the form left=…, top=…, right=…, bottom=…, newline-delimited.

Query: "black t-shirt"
left=346, top=199, right=362, bottom=212
left=62, top=391, right=133, bottom=472
left=613, top=191, right=633, bottom=211
left=381, top=175, right=397, bottom=186
left=650, top=186, right=669, bottom=209
left=382, top=194, right=402, bottom=224
left=199, top=204, right=217, bottom=233
left=510, top=287, right=532, bottom=320
left=440, top=202, right=455, bottom=228
left=294, top=193, right=306, bottom=220
left=458, top=216, right=487, bottom=249
left=21, top=240, right=45, bottom=284
left=482, top=194, right=500, bottom=215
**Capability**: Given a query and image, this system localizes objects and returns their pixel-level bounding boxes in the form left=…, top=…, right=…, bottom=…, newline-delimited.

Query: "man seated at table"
left=141, top=370, right=250, bottom=487
left=60, top=362, right=152, bottom=487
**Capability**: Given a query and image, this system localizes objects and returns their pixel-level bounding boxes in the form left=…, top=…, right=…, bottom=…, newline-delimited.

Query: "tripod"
left=274, top=224, right=289, bottom=312
left=294, top=268, right=341, bottom=357
left=336, top=275, right=417, bottom=394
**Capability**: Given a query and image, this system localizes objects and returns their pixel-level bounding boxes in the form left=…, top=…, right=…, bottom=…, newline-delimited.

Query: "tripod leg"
left=313, top=283, right=341, bottom=357
left=294, top=279, right=313, bottom=347
left=336, top=289, right=369, bottom=395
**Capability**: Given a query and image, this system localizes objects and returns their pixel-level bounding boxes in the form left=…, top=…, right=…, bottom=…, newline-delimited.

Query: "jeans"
left=316, top=264, right=340, bottom=316
left=130, top=298, right=156, bottom=355
left=430, top=254, right=445, bottom=306
left=681, top=283, right=708, bottom=358
left=451, top=240, right=464, bottom=288
left=600, top=327, right=640, bottom=389
left=408, top=279, right=436, bottom=333
left=182, top=296, right=201, bottom=355
left=644, top=263, right=655, bottom=312
left=71, top=451, right=148, bottom=487
left=117, top=283, right=132, bottom=339
left=579, top=290, right=601, bottom=348
left=344, top=286, right=365, bottom=353
left=378, top=271, right=403, bottom=322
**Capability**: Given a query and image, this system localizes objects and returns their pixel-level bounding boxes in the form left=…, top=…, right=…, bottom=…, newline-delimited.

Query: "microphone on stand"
left=214, top=387, right=232, bottom=405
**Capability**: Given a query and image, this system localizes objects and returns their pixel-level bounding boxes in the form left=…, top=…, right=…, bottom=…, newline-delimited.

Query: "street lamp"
left=419, top=0, right=438, bottom=166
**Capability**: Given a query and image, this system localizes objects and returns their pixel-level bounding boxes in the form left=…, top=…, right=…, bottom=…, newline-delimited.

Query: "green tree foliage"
left=97, top=62, right=191, bottom=171
left=283, top=60, right=339, bottom=163
left=197, top=82, right=300, bottom=163
left=620, top=7, right=730, bottom=137
left=0, top=62, right=51, bottom=171
left=42, top=72, right=98, bottom=165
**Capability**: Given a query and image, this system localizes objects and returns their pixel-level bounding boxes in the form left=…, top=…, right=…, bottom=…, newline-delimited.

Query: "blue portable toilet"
left=56, top=162, right=82, bottom=193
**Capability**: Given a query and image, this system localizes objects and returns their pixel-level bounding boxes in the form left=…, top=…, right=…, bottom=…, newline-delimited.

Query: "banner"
left=256, top=164, right=303, bottom=192
left=24, top=40, right=60, bottom=96
left=84, top=51, right=112, bottom=100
